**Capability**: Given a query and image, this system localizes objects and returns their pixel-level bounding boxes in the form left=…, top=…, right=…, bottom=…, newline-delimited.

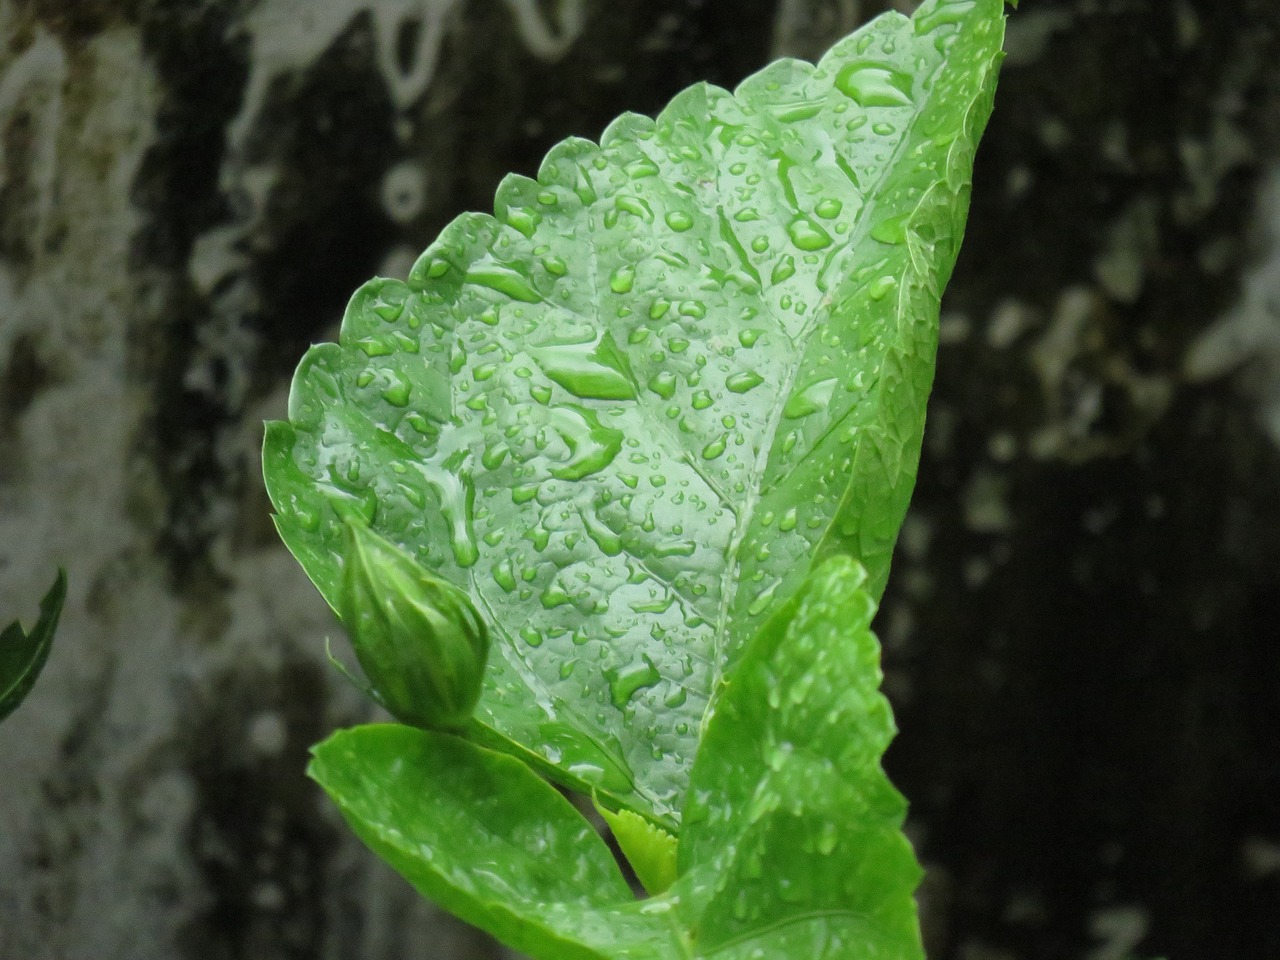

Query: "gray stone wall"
left=0, top=1, right=1276, bottom=959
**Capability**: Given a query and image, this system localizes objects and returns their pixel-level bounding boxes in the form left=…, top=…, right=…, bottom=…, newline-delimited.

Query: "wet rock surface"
left=0, top=1, right=1277, bottom=959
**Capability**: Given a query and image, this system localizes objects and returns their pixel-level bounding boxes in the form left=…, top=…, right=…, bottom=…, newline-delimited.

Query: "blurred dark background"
left=1, top=1, right=1277, bottom=958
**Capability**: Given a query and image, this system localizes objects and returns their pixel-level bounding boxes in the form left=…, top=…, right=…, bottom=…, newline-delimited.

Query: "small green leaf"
left=679, top=557, right=923, bottom=958
left=266, top=0, right=1008, bottom=827
left=1, top=569, right=66, bottom=724
left=596, top=802, right=679, bottom=896
left=309, top=724, right=685, bottom=960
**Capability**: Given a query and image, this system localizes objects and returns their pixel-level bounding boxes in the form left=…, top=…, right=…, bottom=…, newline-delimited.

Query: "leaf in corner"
left=309, top=724, right=684, bottom=960
left=1, top=569, right=66, bottom=724
left=264, top=0, right=1007, bottom=825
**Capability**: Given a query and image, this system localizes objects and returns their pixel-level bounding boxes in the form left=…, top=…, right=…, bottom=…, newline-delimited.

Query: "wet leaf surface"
left=266, top=0, right=1006, bottom=828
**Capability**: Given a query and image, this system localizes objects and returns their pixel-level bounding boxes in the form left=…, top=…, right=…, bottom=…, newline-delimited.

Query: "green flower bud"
left=339, top=520, right=489, bottom=730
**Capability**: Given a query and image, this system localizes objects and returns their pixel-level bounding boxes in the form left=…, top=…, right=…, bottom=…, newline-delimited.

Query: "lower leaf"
left=0, top=569, right=66, bottom=724
left=309, top=724, right=686, bottom=959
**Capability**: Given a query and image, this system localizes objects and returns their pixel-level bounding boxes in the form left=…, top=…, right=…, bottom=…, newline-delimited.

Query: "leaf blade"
left=0, top=569, right=66, bottom=724
left=678, top=557, right=923, bottom=959
left=265, top=0, right=1008, bottom=823
left=309, top=724, right=683, bottom=960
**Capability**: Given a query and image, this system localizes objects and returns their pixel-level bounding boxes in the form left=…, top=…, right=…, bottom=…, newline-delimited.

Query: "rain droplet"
left=702, top=435, right=727, bottom=460
left=726, top=370, right=764, bottom=394
left=547, top=406, right=623, bottom=480
left=480, top=442, right=508, bottom=470
left=647, top=371, right=677, bottom=399
left=871, top=213, right=909, bottom=245
left=381, top=371, right=412, bottom=407
left=771, top=254, right=797, bottom=284
left=405, top=412, right=434, bottom=434
left=492, top=559, right=517, bottom=592
left=419, top=461, right=478, bottom=567
left=533, top=332, right=636, bottom=401
left=616, top=195, right=654, bottom=222
left=625, top=157, right=660, bottom=179
left=581, top=509, right=623, bottom=556
left=815, top=198, right=843, bottom=219
left=770, top=99, right=824, bottom=123
left=606, top=655, right=661, bottom=709
left=653, top=540, right=696, bottom=559
left=503, top=206, right=541, bottom=236
left=466, top=263, right=541, bottom=303
left=834, top=63, right=914, bottom=107
left=816, top=821, right=838, bottom=855
left=353, top=337, right=394, bottom=358
left=664, top=210, right=694, bottom=232
left=868, top=275, right=897, bottom=300
left=292, top=502, right=321, bottom=532
left=371, top=294, right=406, bottom=322
left=610, top=264, right=635, bottom=294
left=631, top=595, right=674, bottom=614
left=783, top=377, right=838, bottom=419
left=787, top=216, right=833, bottom=251
left=915, top=0, right=977, bottom=35
left=747, top=577, right=782, bottom=617
left=541, top=582, right=573, bottom=609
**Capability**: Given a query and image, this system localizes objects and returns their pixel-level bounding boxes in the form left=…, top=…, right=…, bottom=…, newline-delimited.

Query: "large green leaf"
left=265, top=0, right=1007, bottom=825
left=0, top=569, right=65, bottom=724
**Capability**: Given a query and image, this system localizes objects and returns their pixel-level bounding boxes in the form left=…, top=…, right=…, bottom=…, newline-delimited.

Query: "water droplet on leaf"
left=606, top=655, right=661, bottom=709
left=786, top=216, right=832, bottom=251
left=835, top=63, right=914, bottom=107
left=726, top=370, right=764, bottom=394
left=783, top=377, right=838, bottom=419
left=664, top=210, right=694, bottom=232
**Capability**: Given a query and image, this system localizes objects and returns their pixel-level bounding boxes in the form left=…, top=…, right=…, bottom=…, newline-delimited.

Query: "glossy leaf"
left=265, top=0, right=1007, bottom=825
left=679, top=557, right=923, bottom=958
left=0, top=569, right=66, bottom=724
left=597, top=804, right=679, bottom=897
left=309, top=724, right=688, bottom=960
